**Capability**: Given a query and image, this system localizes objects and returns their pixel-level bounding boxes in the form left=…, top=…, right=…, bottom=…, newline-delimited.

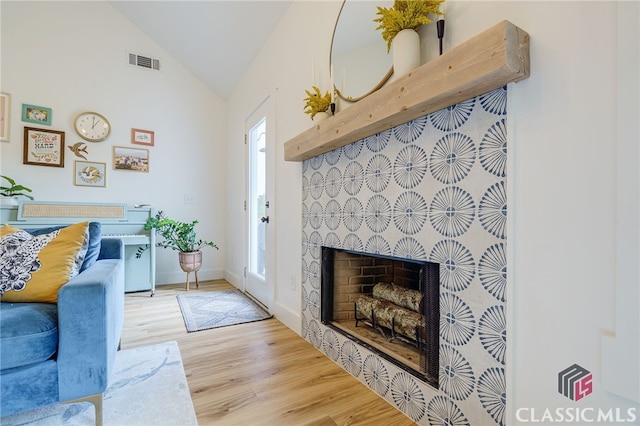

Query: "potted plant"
left=303, top=86, right=332, bottom=121
left=1, top=175, right=34, bottom=205
left=136, top=211, right=218, bottom=290
left=373, top=0, right=444, bottom=77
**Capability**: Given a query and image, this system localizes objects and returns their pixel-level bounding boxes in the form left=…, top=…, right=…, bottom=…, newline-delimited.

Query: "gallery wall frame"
left=113, top=145, right=149, bottom=172
left=22, top=103, right=52, bottom=126
left=131, top=128, right=154, bottom=146
left=74, top=160, right=107, bottom=187
left=23, top=126, right=65, bottom=167
left=0, top=92, right=10, bottom=141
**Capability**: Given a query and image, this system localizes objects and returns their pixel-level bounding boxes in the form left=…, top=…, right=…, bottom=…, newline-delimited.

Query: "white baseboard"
left=224, top=270, right=243, bottom=290
left=272, top=302, right=301, bottom=335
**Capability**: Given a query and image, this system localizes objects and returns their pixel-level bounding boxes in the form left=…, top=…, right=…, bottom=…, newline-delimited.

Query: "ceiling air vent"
left=128, top=53, right=160, bottom=71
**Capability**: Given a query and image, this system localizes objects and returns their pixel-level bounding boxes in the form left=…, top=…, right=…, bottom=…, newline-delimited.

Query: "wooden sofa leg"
left=65, top=393, right=103, bottom=426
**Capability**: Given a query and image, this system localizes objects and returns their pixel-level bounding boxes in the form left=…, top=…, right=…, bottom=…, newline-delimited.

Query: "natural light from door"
left=248, top=118, right=266, bottom=279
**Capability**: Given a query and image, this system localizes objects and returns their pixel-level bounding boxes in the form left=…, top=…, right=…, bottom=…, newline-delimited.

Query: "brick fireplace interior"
left=321, top=247, right=440, bottom=387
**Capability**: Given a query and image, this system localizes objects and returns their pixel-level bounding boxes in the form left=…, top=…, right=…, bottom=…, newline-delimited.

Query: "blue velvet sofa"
left=0, top=225, right=125, bottom=426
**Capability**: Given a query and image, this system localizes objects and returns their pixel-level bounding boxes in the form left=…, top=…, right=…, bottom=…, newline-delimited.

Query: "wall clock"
left=74, top=111, right=111, bottom=142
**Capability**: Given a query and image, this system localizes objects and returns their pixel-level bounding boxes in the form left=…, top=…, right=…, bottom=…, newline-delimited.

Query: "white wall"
left=227, top=0, right=639, bottom=423
left=0, top=1, right=227, bottom=285
left=225, top=1, right=339, bottom=327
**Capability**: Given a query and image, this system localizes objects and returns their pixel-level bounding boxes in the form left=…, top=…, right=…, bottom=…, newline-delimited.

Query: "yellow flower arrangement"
left=303, top=86, right=332, bottom=119
left=374, top=0, right=445, bottom=52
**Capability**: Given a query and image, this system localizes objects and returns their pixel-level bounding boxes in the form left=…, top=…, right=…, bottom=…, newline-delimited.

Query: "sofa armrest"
left=56, top=239, right=125, bottom=401
left=98, top=237, right=125, bottom=261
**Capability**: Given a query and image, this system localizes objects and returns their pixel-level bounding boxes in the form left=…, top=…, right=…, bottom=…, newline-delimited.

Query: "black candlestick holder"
left=437, top=19, right=445, bottom=55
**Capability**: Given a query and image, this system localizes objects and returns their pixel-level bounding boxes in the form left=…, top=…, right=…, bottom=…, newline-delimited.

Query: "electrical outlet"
left=290, top=275, right=297, bottom=291
left=184, top=194, right=195, bottom=205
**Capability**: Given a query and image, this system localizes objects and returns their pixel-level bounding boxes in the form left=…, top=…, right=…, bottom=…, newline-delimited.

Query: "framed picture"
left=131, top=128, right=154, bottom=146
left=0, top=92, right=10, bottom=141
left=23, top=127, right=65, bottom=167
left=113, top=146, right=149, bottom=172
left=74, top=160, right=106, bottom=187
left=22, top=104, right=52, bottom=126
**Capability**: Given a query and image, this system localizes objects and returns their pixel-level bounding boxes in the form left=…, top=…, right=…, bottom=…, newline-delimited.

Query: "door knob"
left=260, top=216, right=269, bottom=223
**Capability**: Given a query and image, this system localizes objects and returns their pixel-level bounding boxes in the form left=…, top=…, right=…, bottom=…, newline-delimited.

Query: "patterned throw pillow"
left=0, top=222, right=90, bottom=303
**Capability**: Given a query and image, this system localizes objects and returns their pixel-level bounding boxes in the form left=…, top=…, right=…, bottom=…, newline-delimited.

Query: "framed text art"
left=22, top=104, right=52, bottom=126
left=74, top=160, right=106, bottom=187
left=113, top=146, right=149, bottom=172
left=0, top=93, right=10, bottom=141
left=23, top=127, right=65, bottom=167
left=131, top=128, right=154, bottom=146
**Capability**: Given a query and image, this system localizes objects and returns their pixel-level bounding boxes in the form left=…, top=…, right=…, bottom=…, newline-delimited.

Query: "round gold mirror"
left=330, top=0, right=393, bottom=103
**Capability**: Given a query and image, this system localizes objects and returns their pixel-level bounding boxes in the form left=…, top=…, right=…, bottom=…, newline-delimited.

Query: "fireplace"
left=321, top=246, right=440, bottom=387
left=301, top=86, right=510, bottom=424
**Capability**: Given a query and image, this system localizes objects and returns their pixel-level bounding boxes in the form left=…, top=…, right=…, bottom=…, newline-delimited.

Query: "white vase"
left=0, top=197, right=18, bottom=206
left=392, top=29, right=421, bottom=79
left=313, top=111, right=329, bottom=122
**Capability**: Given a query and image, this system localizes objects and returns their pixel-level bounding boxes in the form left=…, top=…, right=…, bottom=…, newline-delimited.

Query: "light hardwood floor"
left=120, top=279, right=416, bottom=426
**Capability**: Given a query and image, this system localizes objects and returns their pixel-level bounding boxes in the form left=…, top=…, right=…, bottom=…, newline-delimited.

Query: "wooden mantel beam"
left=284, top=20, right=530, bottom=162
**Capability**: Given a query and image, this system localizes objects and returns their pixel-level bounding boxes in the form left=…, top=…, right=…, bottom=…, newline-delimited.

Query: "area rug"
left=0, top=341, right=197, bottom=426
left=177, top=289, right=273, bottom=332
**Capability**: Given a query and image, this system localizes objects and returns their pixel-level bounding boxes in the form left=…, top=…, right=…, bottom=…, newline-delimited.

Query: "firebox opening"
left=321, top=246, right=439, bottom=388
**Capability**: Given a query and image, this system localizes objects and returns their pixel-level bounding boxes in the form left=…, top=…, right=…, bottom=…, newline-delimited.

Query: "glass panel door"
left=245, top=97, right=274, bottom=309
left=248, top=118, right=266, bottom=279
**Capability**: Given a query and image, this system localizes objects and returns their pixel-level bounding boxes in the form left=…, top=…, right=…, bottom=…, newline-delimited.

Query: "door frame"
left=244, top=95, right=275, bottom=310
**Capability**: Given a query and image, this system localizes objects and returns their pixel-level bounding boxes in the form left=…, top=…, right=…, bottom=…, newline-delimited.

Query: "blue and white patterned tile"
left=322, top=328, right=340, bottom=361
left=362, top=354, right=390, bottom=396
left=393, top=191, right=429, bottom=236
left=430, top=239, right=476, bottom=293
left=478, top=181, right=507, bottom=240
left=429, top=132, right=477, bottom=185
left=430, top=98, right=476, bottom=132
left=479, top=119, right=507, bottom=178
left=477, top=367, right=506, bottom=426
left=478, top=305, right=506, bottom=365
left=439, top=344, right=476, bottom=401
left=300, top=87, right=509, bottom=426
left=324, top=166, right=343, bottom=198
left=324, top=146, right=343, bottom=166
left=364, top=153, right=393, bottom=193
left=393, top=116, right=429, bottom=144
left=390, top=371, right=427, bottom=422
left=394, top=144, right=429, bottom=189
left=479, top=87, right=508, bottom=116
left=426, top=395, right=470, bottom=426
left=340, top=340, right=363, bottom=377
left=365, top=128, right=392, bottom=153
left=364, top=194, right=393, bottom=233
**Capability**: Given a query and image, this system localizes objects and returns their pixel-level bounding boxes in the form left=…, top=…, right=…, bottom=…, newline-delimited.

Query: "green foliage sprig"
left=303, top=86, right=331, bottom=119
left=136, top=210, right=218, bottom=258
left=0, top=175, right=34, bottom=200
left=374, top=0, right=445, bottom=52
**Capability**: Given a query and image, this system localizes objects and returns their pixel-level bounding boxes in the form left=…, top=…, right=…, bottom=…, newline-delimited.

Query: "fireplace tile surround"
left=301, top=87, right=507, bottom=425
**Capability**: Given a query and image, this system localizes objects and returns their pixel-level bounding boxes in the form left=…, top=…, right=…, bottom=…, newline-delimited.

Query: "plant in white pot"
left=136, top=211, right=218, bottom=290
left=1, top=175, right=34, bottom=205
left=303, top=86, right=332, bottom=122
left=374, top=0, right=445, bottom=78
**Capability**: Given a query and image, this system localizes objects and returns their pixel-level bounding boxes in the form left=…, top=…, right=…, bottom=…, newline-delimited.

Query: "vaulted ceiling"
left=110, top=1, right=293, bottom=99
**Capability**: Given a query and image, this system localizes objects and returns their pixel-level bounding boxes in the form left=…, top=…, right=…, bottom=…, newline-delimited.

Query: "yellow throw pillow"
left=0, top=221, right=90, bottom=303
